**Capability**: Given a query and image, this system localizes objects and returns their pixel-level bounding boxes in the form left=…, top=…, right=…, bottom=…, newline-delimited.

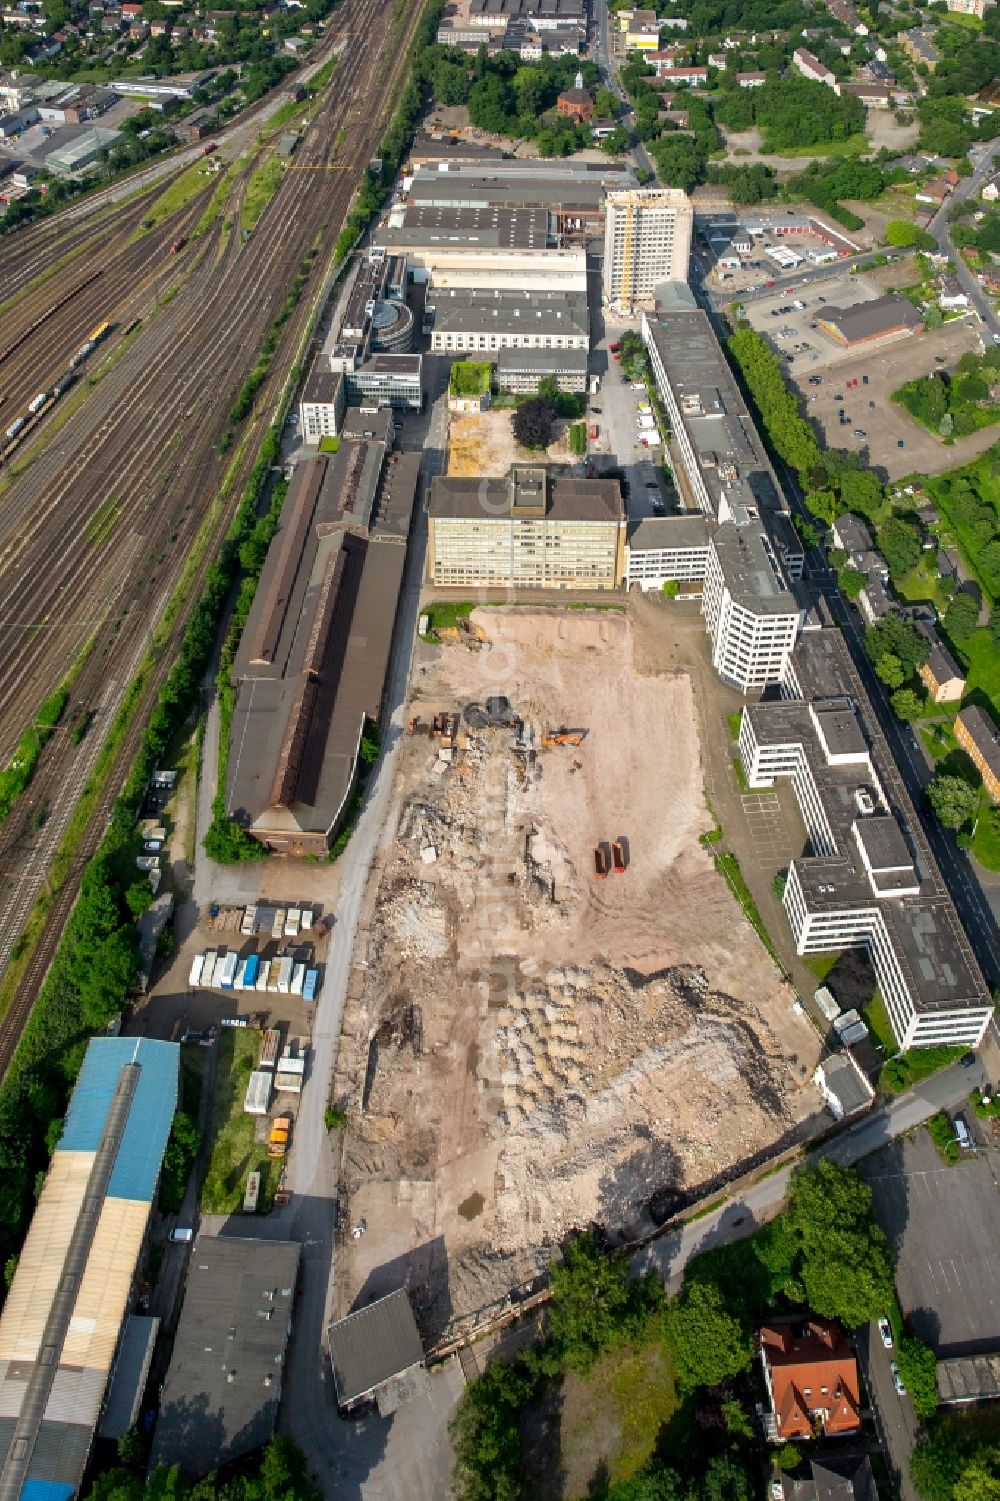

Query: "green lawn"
left=449, top=360, right=492, bottom=398
left=319, top=436, right=340, bottom=453
left=894, top=554, right=943, bottom=605
left=241, top=156, right=285, bottom=235
left=862, top=991, right=897, bottom=1056
left=422, top=601, right=474, bottom=634
left=770, top=132, right=869, bottom=159
left=959, top=627, right=1000, bottom=713
left=804, top=952, right=840, bottom=984
left=558, top=1342, right=679, bottom=1491
left=920, top=719, right=957, bottom=763
left=972, top=791, right=1000, bottom=872
left=139, top=160, right=212, bottom=231
left=201, top=1028, right=276, bottom=1214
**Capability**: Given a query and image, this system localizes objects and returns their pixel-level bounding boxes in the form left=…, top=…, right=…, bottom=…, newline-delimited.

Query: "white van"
left=169, top=1227, right=194, bottom=1243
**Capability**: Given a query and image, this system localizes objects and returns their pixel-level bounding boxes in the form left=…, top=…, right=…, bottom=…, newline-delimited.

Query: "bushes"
left=0, top=686, right=68, bottom=828
left=726, top=326, right=821, bottom=481
left=158, top=1110, right=199, bottom=1212
left=569, top=421, right=587, bottom=457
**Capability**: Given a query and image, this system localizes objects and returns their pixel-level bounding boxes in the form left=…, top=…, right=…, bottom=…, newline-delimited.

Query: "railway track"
left=0, top=0, right=427, bottom=1068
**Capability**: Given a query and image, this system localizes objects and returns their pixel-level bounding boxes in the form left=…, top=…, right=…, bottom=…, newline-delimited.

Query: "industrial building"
left=45, top=125, right=121, bottom=173
left=814, top=295, right=923, bottom=347
left=371, top=206, right=588, bottom=291
left=603, top=188, right=693, bottom=310
left=427, top=466, right=625, bottom=590
left=402, top=159, right=636, bottom=243
left=226, top=442, right=419, bottom=854
left=0, top=1037, right=178, bottom=1499
left=150, top=1236, right=300, bottom=1480
left=424, top=287, right=589, bottom=354
left=641, top=297, right=804, bottom=692
left=740, top=629, right=993, bottom=1050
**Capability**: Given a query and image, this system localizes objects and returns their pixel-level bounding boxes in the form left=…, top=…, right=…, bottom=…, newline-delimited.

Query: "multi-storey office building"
left=603, top=188, right=693, bottom=310
left=739, top=631, right=992, bottom=1049
left=427, top=466, right=625, bottom=590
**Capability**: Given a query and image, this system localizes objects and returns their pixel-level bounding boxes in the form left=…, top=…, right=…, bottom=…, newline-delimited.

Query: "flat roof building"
left=150, top=1236, right=300, bottom=1480
left=740, top=630, right=993, bottom=1049
left=603, top=188, right=693, bottom=311
left=227, top=445, right=419, bottom=854
left=425, top=286, right=589, bottom=353
left=0, top=1037, right=178, bottom=1500
left=626, top=513, right=711, bottom=590
left=45, top=124, right=120, bottom=172
left=641, top=301, right=803, bottom=691
left=494, top=345, right=588, bottom=392
left=428, top=465, right=625, bottom=591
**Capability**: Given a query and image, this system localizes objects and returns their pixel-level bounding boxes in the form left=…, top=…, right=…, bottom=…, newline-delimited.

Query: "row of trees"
left=451, top=1163, right=898, bottom=1501
left=85, top=1436, right=317, bottom=1501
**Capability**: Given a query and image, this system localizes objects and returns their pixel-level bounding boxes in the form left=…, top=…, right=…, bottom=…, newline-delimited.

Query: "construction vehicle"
left=268, top=1112, right=293, bottom=1158
left=408, top=716, right=418, bottom=735
left=612, top=838, right=628, bottom=875
left=595, top=842, right=611, bottom=880
left=542, top=727, right=587, bottom=748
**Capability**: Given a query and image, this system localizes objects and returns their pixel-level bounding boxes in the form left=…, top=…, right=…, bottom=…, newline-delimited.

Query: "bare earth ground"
left=334, top=608, right=821, bottom=1342
left=448, top=410, right=581, bottom=477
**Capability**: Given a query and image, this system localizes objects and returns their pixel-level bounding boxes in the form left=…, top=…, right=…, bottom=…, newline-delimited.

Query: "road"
left=858, top=1319, right=920, bottom=1501
left=927, top=142, right=1000, bottom=336
left=633, top=1053, right=992, bottom=1286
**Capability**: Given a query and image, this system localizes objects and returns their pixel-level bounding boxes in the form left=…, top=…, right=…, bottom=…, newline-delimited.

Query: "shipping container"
left=255, top=961, right=270, bottom=993
left=243, top=1170, right=260, bottom=1213
left=28, top=392, right=48, bottom=414
left=211, top=954, right=227, bottom=988
left=291, top=963, right=306, bottom=996
left=202, top=949, right=217, bottom=983
left=272, top=908, right=286, bottom=940
left=259, top=1028, right=282, bottom=1070
left=220, top=952, right=238, bottom=989
left=277, top=956, right=293, bottom=993
left=243, top=952, right=261, bottom=989
left=188, top=954, right=205, bottom=988
left=234, top=958, right=248, bottom=990
left=244, top=1069, right=272, bottom=1116
left=299, top=906, right=313, bottom=931
left=266, top=959, right=281, bottom=993
left=241, top=904, right=256, bottom=935
left=284, top=908, right=300, bottom=938
left=5, top=417, right=25, bottom=439
left=302, top=968, right=318, bottom=1002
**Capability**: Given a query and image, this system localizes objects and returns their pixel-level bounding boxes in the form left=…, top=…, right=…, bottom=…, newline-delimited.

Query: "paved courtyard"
left=859, top=1131, right=1000, bottom=1356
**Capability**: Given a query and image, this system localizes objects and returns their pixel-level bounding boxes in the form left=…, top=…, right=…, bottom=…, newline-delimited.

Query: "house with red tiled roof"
left=760, top=1320, right=862, bottom=1443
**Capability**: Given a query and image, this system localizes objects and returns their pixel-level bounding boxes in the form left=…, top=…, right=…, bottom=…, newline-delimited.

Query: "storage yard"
left=334, top=607, right=822, bottom=1338
left=447, top=410, right=582, bottom=477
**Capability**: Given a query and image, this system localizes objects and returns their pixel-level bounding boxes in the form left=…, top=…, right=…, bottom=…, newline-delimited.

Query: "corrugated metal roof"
left=327, top=1289, right=424, bottom=1405
left=99, top=1315, right=159, bottom=1439
left=59, top=1038, right=178, bottom=1203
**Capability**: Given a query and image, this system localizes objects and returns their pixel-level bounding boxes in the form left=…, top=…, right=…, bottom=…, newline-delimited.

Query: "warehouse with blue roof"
left=0, top=1037, right=178, bottom=1501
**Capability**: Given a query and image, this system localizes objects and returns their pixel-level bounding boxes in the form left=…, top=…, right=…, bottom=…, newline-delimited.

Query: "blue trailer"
left=302, top=968, right=318, bottom=1003
left=243, top=953, right=261, bottom=990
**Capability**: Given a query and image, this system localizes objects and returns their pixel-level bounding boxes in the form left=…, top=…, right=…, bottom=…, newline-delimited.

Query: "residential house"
left=858, top=574, right=893, bottom=624
left=793, top=47, right=840, bottom=90
left=981, top=173, right=1000, bottom=203
left=937, top=547, right=959, bottom=581
left=737, top=70, right=766, bottom=86
left=842, top=82, right=891, bottom=107
left=938, top=273, right=969, bottom=310
left=955, top=706, right=1000, bottom=801
left=901, top=27, right=941, bottom=70
left=917, top=626, right=967, bottom=703
left=915, top=177, right=954, bottom=206
left=945, top=0, right=990, bottom=17
left=777, top=1454, right=879, bottom=1501
left=831, top=513, right=873, bottom=558
left=760, top=1320, right=863, bottom=1443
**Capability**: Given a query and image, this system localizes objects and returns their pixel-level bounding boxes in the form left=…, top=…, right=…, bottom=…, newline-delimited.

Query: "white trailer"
left=277, top=956, right=293, bottom=993
left=244, top=1070, right=272, bottom=1116
left=188, top=953, right=205, bottom=988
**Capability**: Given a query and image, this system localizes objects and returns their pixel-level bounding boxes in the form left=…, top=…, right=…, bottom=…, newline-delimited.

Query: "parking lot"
left=790, top=317, right=984, bottom=480
left=859, top=1131, right=1000, bottom=1355
left=591, top=332, right=679, bottom=522
left=743, top=272, right=885, bottom=373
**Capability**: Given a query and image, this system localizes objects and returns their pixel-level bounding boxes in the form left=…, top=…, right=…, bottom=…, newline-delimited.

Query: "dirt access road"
left=334, top=606, right=822, bottom=1344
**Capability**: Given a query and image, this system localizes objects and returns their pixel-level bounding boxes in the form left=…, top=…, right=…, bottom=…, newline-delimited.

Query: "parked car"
left=878, top=1318, right=893, bottom=1349
left=890, top=1361, right=906, bottom=1396
left=854, top=429, right=866, bottom=438
left=961, top=1051, right=977, bottom=1069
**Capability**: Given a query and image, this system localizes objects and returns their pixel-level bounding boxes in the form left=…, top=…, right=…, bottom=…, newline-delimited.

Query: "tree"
left=662, top=579, right=679, bottom=599
left=605, top=1470, right=686, bottom=1501
left=943, top=590, right=979, bottom=644
left=839, top=565, right=866, bottom=599
left=890, top=687, right=925, bottom=722
left=665, top=1280, right=753, bottom=1391
left=547, top=1231, right=630, bottom=1373
left=650, top=133, right=707, bottom=192
left=512, top=397, right=556, bottom=450
left=593, top=85, right=618, bottom=118
left=953, top=1455, right=1000, bottom=1501
left=927, top=772, right=979, bottom=829
left=886, top=219, right=920, bottom=247
left=896, top=1335, right=939, bottom=1419
left=875, top=653, right=906, bottom=690
left=783, top=1162, right=896, bottom=1330
left=125, top=880, right=154, bottom=918
left=865, top=615, right=930, bottom=676
left=839, top=468, right=886, bottom=523
left=702, top=1456, right=753, bottom=1501
left=878, top=517, right=922, bottom=578
left=601, top=126, right=630, bottom=156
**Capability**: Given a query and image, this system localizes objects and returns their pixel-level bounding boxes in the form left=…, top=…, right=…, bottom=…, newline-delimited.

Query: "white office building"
left=738, top=631, right=993, bottom=1050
